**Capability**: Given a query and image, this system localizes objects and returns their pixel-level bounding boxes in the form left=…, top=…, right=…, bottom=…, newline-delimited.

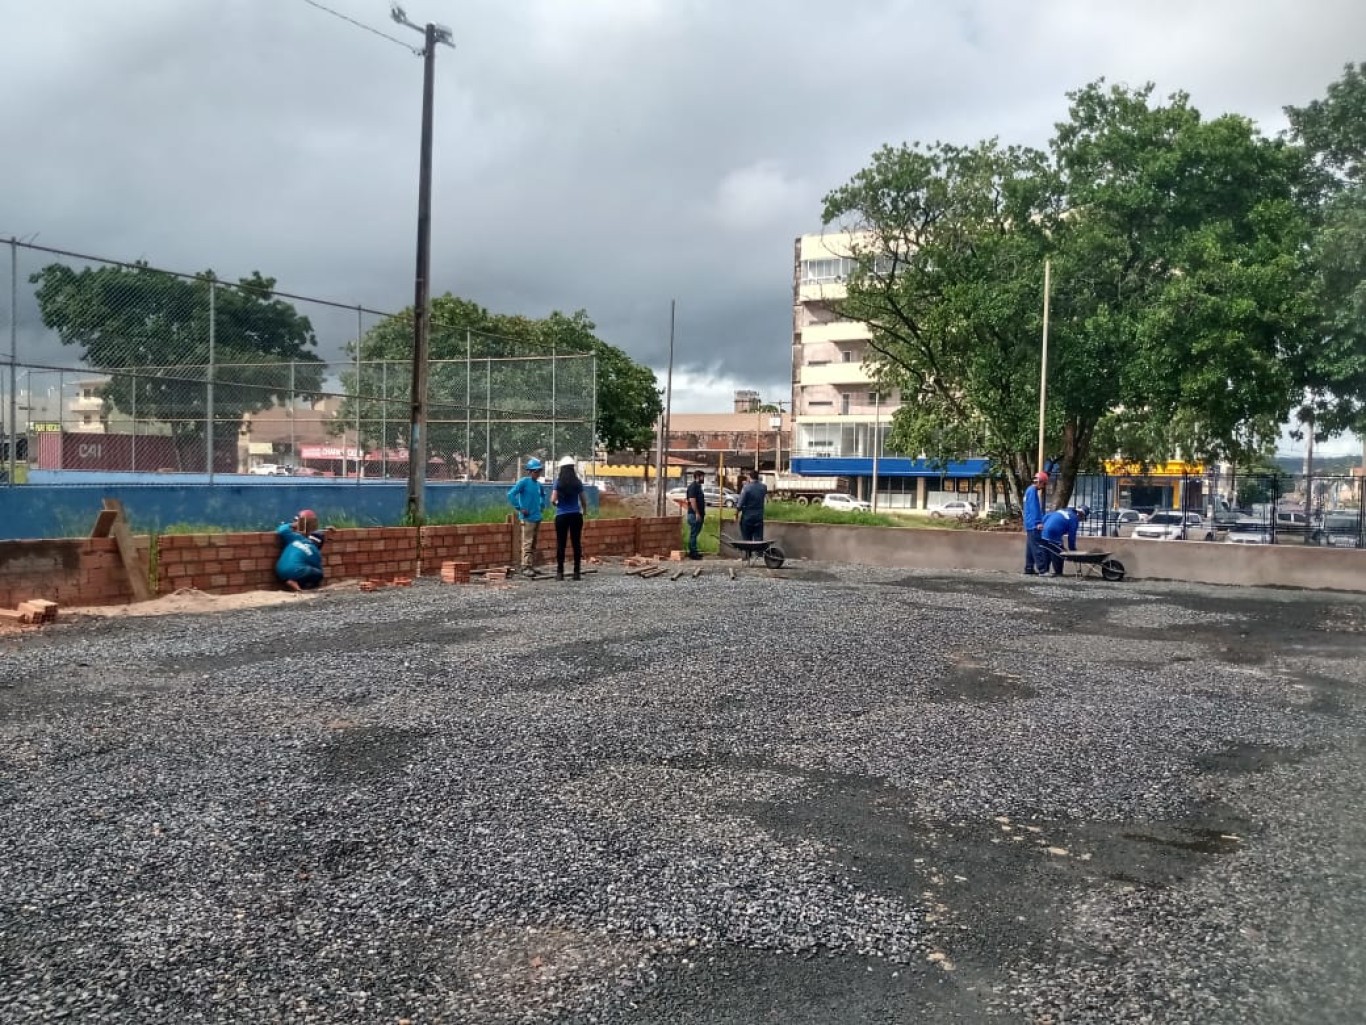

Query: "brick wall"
left=0, top=537, right=151, bottom=608
left=0, top=517, right=679, bottom=608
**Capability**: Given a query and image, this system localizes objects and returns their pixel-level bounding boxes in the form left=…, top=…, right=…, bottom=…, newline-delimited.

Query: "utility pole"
left=392, top=4, right=454, bottom=522
left=1037, top=258, right=1052, bottom=476
left=655, top=300, right=676, bottom=516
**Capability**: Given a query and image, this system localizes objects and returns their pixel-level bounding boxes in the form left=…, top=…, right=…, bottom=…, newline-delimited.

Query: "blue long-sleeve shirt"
left=1023, top=484, right=1045, bottom=531
left=1040, top=508, right=1080, bottom=550
left=736, top=480, right=767, bottom=519
left=507, top=476, right=546, bottom=523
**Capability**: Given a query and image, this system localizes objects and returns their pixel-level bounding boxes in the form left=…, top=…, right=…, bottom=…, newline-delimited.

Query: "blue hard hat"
left=1076, top=504, right=1091, bottom=519
left=525, top=457, right=543, bottom=471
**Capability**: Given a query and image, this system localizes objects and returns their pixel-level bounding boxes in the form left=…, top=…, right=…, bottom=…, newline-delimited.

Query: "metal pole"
left=7, top=239, right=16, bottom=485
left=550, top=342, right=557, bottom=463
left=131, top=369, right=137, bottom=471
left=355, top=305, right=363, bottom=485
left=207, top=277, right=216, bottom=481
left=1037, top=258, right=1051, bottom=475
left=289, top=361, right=297, bottom=470
left=405, top=22, right=439, bottom=522
left=382, top=359, right=388, bottom=479
left=871, top=391, right=880, bottom=513
left=590, top=352, right=598, bottom=488
left=655, top=299, right=676, bottom=515
left=464, top=329, right=471, bottom=478
left=484, top=356, right=491, bottom=481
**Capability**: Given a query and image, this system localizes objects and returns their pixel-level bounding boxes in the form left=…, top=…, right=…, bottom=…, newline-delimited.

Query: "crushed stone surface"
left=1, top=562, right=1363, bottom=1023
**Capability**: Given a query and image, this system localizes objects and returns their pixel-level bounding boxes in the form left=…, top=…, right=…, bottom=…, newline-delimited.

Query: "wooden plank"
left=90, top=509, right=119, bottom=539
left=102, top=499, right=151, bottom=602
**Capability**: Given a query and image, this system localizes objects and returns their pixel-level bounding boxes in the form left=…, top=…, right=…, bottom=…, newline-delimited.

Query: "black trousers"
left=555, top=512, right=583, bottom=575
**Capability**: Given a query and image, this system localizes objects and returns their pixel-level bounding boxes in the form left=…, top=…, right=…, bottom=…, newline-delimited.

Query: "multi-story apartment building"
left=790, top=231, right=989, bottom=509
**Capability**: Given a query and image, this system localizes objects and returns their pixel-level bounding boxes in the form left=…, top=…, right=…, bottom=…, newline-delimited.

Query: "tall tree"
left=339, top=296, right=661, bottom=480
left=31, top=263, right=325, bottom=465
left=1286, top=62, right=1366, bottom=441
left=823, top=81, right=1317, bottom=505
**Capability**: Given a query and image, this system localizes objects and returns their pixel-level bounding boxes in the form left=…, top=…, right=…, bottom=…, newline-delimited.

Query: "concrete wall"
left=770, top=522, right=1366, bottom=593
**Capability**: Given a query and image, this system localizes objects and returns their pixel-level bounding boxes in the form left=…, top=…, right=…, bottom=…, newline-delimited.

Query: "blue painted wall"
left=0, top=474, right=597, bottom=540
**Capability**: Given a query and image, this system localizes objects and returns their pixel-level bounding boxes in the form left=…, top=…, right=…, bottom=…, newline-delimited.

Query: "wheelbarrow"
left=719, top=533, right=787, bottom=569
left=1058, top=550, right=1126, bottom=581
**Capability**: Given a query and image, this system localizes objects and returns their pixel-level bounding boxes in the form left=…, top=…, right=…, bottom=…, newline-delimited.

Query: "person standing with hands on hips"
left=507, top=457, right=547, bottom=578
left=1022, top=470, right=1048, bottom=576
left=684, top=469, right=706, bottom=560
left=735, top=469, right=768, bottom=559
left=550, top=455, right=589, bottom=580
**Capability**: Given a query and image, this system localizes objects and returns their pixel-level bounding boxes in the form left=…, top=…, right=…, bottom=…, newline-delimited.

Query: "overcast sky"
left=1, top=0, right=1362, bottom=455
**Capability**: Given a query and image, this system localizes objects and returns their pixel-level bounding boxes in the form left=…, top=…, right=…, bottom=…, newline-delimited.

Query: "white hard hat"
left=558, top=455, right=576, bottom=468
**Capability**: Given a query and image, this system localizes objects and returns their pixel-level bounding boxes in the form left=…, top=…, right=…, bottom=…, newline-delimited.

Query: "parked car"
left=703, top=485, right=739, bottom=508
left=248, top=463, right=288, bottom=476
left=1225, top=519, right=1273, bottom=544
left=1100, top=508, right=1143, bottom=537
left=928, top=500, right=978, bottom=519
left=665, top=484, right=738, bottom=508
left=1274, top=510, right=1311, bottom=535
left=822, top=493, right=872, bottom=512
left=1312, top=511, right=1363, bottom=548
left=1132, top=511, right=1216, bottom=541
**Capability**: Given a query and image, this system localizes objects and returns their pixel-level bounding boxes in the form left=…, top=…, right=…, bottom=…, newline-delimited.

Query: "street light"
left=871, top=391, right=880, bottom=513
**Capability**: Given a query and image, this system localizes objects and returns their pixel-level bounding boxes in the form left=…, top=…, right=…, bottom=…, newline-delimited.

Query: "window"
left=800, top=257, right=857, bottom=283
left=840, top=394, right=851, bottom=415
left=840, top=350, right=852, bottom=363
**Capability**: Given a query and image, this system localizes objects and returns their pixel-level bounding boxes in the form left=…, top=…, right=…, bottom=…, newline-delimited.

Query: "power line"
left=298, top=0, right=421, bottom=54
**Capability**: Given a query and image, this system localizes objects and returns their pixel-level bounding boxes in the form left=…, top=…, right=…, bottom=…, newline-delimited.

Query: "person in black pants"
left=684, top=470, right=706, bottom=559
left=550, top=456, right=589, bottom=580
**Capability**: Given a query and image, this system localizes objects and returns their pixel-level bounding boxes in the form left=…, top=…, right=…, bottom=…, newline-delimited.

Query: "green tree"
left=340, top=296, right=661, bottom=480
left=31, top=263, right=325, bottom=466
left=823, top=81, right=1317, bottom=506
left=1286, top=62, right=1366, bottom=440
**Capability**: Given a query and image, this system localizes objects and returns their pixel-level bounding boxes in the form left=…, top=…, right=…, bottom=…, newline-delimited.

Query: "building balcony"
left=798, top=362, right=875, bottom=387
left=800, top=320, right=871, bottom=346
left=797, top=280, right=848, bottom=303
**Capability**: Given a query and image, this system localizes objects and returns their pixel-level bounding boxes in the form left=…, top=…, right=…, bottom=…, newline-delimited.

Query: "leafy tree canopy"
left=31, top=262, right=324, bottom=442
left=340, top=294, right=661, bottom=480
left=823, top=80, right=1322, bottom=506
left=1286, top=62, right=1366, bottom=438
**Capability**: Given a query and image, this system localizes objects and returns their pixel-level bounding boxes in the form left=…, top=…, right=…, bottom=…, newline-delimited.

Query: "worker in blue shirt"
left=275, top=509, right=326, bottom=591
left=1036, top=505, right=1091, bottom=576
left=1022, top=471, right=1048, bottom=575
left=507, top=457, right=547, bottom=577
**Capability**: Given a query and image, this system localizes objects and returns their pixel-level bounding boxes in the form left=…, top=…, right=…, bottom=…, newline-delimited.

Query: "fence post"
left=206, top=276, right=216, bottom=481
left=355, top=305, right=363, bottom=486
left=465, top=329, right=471, bottom=478
left=7, top=238, right=16, bottom=486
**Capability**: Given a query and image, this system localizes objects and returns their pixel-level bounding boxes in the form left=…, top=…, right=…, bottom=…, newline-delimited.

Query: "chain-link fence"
left=1, top=239, right=595, bottom=482
left=1070, top=469, right=1365, bottom=548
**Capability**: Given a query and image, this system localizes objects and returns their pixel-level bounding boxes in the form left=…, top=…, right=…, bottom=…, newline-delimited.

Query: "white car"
left=1132, top=511, right=1215, bottom=541
left=1225, top=519, right=1272, bottom=544
left=248, top=463, right=288, bottom=476
left=928, top=500, right=978, bottom=519
left=822, top=493, right=871, bottom=512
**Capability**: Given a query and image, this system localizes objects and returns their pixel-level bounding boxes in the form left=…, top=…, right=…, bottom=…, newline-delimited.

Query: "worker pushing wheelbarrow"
left=1036, top=504, right=1126, bottom=581
left=720, top=469, right=786, bottom=568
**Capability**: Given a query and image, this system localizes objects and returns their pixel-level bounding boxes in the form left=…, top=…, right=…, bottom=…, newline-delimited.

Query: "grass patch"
left=765, top=502, right=902, bottom=527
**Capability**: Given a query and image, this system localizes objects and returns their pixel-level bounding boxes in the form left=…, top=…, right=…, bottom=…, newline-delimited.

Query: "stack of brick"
left=440, top=561, right=471, bottom=584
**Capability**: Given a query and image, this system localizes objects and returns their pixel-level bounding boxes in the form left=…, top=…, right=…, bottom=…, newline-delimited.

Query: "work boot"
left=556, top=570, right=564, bottom=581
left=572, top=571, right=581, bottom=581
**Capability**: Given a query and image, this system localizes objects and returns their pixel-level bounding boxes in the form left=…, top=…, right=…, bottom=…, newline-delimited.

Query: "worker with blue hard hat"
left=507, top=456, right=548, bottom=577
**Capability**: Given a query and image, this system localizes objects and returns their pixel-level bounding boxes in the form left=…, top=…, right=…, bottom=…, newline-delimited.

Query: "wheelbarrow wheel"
left=762, top=544, right=786, bottom=569
left=1100, top=557, right=1126, bottom=582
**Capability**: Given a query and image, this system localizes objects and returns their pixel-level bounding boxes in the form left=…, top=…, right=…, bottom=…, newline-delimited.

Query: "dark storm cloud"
left=2, top=0, right=1363, bottom=413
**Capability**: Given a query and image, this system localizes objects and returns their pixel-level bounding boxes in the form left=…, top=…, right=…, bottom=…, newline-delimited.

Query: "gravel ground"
left=1, top=561, right=1364, bottom=1023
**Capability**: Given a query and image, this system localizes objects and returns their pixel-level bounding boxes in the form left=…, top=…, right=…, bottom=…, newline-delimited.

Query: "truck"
left=760, top=471, right=845, bottom=504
